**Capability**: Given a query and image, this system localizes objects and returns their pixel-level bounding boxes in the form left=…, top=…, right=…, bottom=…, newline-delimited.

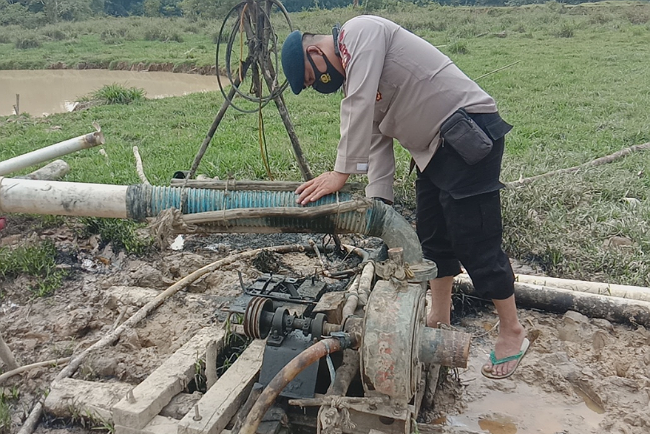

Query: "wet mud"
left=0, top=217, right=648, bottom=434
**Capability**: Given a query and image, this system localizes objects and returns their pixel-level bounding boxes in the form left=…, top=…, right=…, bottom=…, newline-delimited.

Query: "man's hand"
left=295, top=171, right=350, bottom=205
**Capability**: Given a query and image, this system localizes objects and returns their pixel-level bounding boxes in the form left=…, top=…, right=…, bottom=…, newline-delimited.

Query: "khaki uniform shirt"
left=334, top=15, right=497, bottom=202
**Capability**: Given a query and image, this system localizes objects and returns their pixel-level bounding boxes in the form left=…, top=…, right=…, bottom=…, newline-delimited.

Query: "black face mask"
left=307, top=51, right=345, bottom=94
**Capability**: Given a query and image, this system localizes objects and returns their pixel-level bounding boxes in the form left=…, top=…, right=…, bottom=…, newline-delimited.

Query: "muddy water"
left=436, top=337, right=605, bottom=434
left=0, top=69, right=224, bottom=117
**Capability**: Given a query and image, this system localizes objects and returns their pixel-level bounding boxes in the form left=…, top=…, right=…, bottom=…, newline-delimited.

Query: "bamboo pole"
left=169, top=179, right=364, bottom=192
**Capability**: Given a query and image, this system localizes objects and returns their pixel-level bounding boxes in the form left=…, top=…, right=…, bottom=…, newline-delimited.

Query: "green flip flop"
left=481, top=337, right=530, bottom=380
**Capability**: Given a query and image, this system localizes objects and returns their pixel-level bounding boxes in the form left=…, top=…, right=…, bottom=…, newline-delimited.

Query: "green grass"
left=89, top=84, right=147, bottom=105
left=0, top=387, right=18, bottom=434
left=0, top=240, right=66, bottom=297
left=1, top=2, right=650, bottom=286
left=80, top=218, right=152, bottom=254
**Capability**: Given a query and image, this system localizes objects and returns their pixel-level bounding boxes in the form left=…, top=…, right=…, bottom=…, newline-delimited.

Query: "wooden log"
left=512, top=273, right=650, bottom=304
left=15, top=160, right=70, bottom=181
left=116, top=415, right=179, bottom=434
left=133, top=146, right=150, bottom=185
left=313, top=292, right=348, bottom=325
left=230, top=384, right=263, bottom=434
left=455, top=274, right=650, bottom=326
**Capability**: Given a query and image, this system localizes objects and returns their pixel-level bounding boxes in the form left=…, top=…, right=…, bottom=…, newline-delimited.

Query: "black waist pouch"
left=440, top=108, right=493, bottom=166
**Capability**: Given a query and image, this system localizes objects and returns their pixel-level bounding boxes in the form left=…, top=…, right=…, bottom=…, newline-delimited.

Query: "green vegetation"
left=89, top=83, right=147, bottom=105
left=0, top=387, right=19, bottom=434
left=1, top=0, right=614, bottom=28
left=0, top=240, right=66, bottom=297
left=67, top=405, right=115, bottom=432
left=1, top=2, right=650, bottom=287
left=80, top=218, right=152, bottom=254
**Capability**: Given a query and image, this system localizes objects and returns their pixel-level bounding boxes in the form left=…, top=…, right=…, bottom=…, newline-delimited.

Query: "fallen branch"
left=507, top=142, right=650, bottom=188
left=0, top=357, right=70, bottom=385
left=17, top=244, right=306, bottom=434
left=309, top=239, right=330, bottom=275
left=132, top=146, right=150, bottom=185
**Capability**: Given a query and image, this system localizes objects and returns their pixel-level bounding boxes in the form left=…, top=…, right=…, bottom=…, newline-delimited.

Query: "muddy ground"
left=1, top=215, right=648, bottom=434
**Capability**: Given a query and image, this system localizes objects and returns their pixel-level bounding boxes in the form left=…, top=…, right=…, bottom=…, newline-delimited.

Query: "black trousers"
left=415, top=113, right=515, bottom=300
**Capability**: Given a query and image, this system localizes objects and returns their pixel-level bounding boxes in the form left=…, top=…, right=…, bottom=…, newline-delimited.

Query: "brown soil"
left=46, top=61, right=225, bottom=76
left=1, top=215, right=648, bottom=434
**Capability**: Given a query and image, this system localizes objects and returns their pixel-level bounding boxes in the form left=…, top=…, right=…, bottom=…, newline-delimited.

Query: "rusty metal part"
left=361, top=280, right=426, bottom=402
left=238, top=336, right=354, bottom=434
left=341, top=316, right=363, bottom=350
left=418, top=327, right=471, bottom=369
left=243, top=297, right=274, bottom=339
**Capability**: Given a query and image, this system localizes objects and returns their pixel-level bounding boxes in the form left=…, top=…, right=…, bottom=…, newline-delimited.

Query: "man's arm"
left=334, top=19, right=388, bottom=174
left=366, top=129, right=395, bottom=204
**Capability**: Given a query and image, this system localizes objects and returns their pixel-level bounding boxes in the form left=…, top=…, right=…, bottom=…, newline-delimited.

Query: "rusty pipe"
left=238, top=337, right=352, bottom=434
left=418, top=327, right=471, bottom=368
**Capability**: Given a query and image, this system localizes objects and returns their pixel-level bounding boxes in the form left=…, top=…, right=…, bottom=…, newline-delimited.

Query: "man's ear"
left=305, top=45, right=323, bottom=56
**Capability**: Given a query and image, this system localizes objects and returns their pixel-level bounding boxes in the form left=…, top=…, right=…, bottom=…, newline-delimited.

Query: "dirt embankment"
left=46, top=61, right=224, bottom=76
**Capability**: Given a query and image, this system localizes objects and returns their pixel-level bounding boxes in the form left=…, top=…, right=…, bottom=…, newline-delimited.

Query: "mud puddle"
left=446, top=362, right=604, bottom=433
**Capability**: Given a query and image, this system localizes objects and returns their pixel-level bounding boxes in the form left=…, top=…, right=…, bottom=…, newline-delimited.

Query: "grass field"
left=1, top=1, right=650, bottom=286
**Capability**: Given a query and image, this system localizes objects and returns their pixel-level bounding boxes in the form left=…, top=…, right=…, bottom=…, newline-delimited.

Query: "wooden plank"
left=177, top=339, right=266, bottom=434
left=115, top=415, right=179, bottom=434
left=112, top=327, right=226, bottom=429
left=44, top=378, right=132, bottom=422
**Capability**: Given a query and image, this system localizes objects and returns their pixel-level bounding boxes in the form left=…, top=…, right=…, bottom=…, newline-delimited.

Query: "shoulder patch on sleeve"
left=338, top=29, right=351, bottom=70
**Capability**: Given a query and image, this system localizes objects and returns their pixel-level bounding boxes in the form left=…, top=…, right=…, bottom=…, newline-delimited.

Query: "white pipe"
left=0, top=177, right=128, bottom=218
left=513, top=274, right=650, bottom=303
left=0, top=131, right=104, bottom=176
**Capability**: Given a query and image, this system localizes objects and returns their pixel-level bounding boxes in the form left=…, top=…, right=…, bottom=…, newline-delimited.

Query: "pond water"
left=0, top=69, right=224, bottom=117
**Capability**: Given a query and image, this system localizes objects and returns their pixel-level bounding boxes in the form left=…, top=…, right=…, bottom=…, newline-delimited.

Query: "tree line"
left=0, top=0, right=633, bottom=27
